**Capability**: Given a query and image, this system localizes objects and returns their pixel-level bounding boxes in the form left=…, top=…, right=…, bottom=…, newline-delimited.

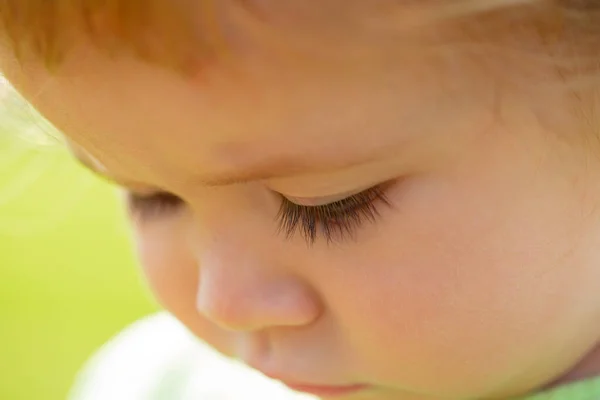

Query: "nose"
left=195, top=249, right=322, bottom=332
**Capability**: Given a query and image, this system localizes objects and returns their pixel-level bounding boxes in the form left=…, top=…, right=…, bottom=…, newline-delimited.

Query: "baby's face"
left=5, top=5, right=600, bottom=399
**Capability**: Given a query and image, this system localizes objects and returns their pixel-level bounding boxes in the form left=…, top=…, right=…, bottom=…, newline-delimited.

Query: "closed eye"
left=126, top=191, right=185, bottom=218
left=126, top=183, right=393, bottom=245
left=277, top=184, right=391, bottom=245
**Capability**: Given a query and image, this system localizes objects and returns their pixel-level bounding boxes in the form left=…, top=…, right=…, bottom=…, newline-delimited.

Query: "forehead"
left=8, top=46, right=498, bottom=189
left=0, top=1, right=541, bottom=189
left=42, top=50, right=428, bottom=185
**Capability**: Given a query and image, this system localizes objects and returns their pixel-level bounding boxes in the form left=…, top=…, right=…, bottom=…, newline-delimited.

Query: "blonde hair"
left=0, top=0, right=597, bottom=74
left=0, top=0, right=223, bottom=72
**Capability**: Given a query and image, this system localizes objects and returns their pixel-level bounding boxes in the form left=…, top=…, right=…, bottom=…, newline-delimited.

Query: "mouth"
left=251, top=363, right=370, bottom=397
left=276, top=380, right=370, bottom=397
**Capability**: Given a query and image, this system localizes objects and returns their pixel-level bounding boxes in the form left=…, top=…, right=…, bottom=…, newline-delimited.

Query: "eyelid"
left=284, top=186, right=373, bottom=206
left=277, top=184, right=392, bottom=245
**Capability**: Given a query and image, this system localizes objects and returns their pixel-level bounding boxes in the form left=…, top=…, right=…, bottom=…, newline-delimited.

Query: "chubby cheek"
left=132, top=218, right=235, bottom=356
left=324, top=169, right=593, bottom=394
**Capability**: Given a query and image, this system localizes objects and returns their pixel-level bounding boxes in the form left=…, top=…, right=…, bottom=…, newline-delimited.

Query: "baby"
left=1, top=1, right=600, bottom=399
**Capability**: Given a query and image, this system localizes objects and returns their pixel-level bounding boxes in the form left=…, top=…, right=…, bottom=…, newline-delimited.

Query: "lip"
left=279, top=381, right=369, bottom=397
left=254, top=367, right=370, bottom=397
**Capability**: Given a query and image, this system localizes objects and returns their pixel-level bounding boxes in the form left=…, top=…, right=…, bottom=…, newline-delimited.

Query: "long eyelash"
left=127, top=191, right=184, bottom=218
left=276, top=186, right=391, bottom=245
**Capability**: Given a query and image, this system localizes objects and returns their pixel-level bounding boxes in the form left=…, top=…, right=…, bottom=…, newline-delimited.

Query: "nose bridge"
left=194, top=232, right=321, bottom=332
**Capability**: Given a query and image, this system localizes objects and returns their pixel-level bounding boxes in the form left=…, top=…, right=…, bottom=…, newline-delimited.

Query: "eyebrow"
left=72, top=144, right=389, bottom=190
left=189, top=154, right=370, bottom=187
left=75, top=153, right=375, bottom=191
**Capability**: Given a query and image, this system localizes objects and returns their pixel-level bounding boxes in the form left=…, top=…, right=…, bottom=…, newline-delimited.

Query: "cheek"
left=132, top=219, right=235, bottom=355
left=134, top=223, right=198, bottom=317
left=320, top=164, right=595, bottom=393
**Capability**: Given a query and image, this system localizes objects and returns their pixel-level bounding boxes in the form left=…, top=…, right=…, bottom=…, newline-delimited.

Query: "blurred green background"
left=0, top=87, right=158, bottom=400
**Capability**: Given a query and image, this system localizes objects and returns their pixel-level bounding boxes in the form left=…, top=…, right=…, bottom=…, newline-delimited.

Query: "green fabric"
left=519, top=376, right=600, bottom=400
